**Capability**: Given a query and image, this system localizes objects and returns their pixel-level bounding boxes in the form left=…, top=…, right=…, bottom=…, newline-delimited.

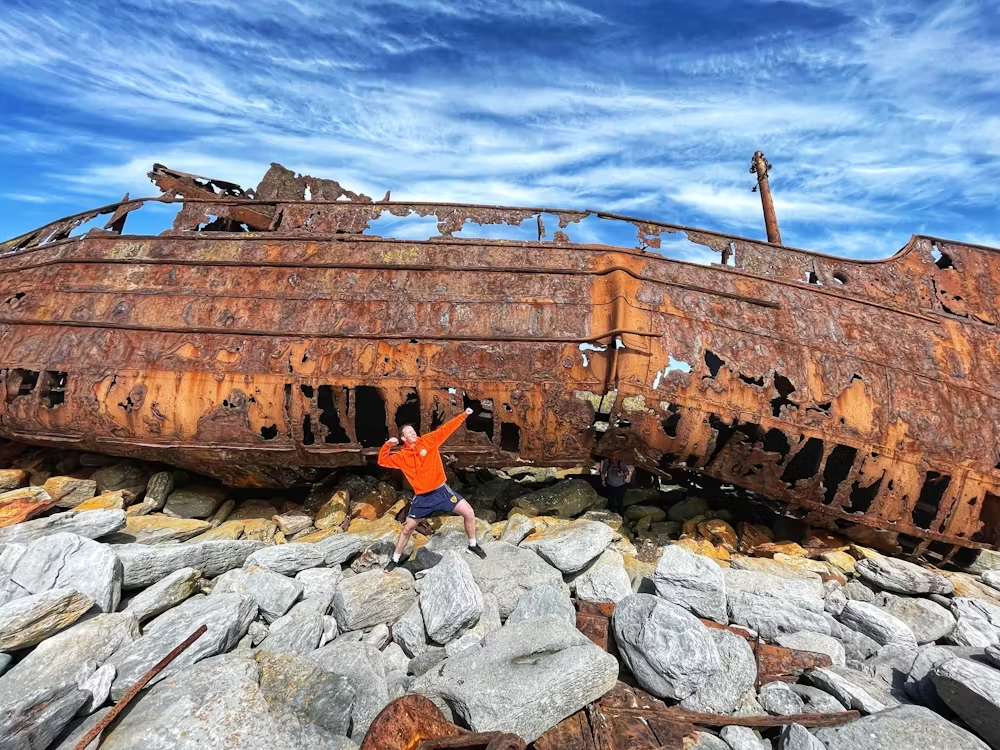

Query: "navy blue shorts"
left=407, top=484, right=464, bottom=519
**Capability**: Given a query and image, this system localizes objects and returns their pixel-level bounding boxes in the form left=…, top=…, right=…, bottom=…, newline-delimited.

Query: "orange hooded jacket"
left=377, top=412, right=467, bottom=495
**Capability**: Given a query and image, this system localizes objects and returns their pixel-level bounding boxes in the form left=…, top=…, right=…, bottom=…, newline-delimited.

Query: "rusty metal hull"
left=2, top=164, right=1000, bottom=554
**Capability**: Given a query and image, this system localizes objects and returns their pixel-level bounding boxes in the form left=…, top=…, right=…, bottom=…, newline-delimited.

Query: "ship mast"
left=749, top=150, right=782, bottom=245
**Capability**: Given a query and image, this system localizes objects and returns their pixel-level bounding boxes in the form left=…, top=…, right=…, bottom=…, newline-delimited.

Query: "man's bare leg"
left=385, top=517, right=419, bottom=572
left=455, top=499, right=486, bottom=558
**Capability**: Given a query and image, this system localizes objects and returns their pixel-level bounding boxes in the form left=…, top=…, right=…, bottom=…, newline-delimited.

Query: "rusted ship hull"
left=1, top=164, right=999, bottom=556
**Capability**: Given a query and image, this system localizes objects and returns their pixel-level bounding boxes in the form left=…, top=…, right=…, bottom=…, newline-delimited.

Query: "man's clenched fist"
left=464, top=407, right=474, bottom=416
left=387, top=437, right=399, bottom=445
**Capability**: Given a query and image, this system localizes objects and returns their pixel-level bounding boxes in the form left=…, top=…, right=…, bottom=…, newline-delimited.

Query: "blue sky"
left=1, top=0, right=998, bottom=259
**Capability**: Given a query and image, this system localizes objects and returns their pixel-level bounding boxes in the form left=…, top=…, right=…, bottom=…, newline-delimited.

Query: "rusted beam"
left=750, top=150, right=782, bottom=244
left=598, top=706, right=860, bottom=729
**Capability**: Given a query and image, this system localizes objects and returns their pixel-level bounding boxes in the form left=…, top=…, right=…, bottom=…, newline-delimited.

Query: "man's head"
left=400, top=424, right=419, bottom=447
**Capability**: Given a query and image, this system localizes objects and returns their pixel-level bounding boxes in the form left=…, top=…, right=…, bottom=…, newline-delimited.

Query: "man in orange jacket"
left=378, top=407, right=487, bottom=572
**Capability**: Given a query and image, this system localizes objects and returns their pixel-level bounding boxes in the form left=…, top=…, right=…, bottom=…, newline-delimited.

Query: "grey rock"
left=521, top=520, right=613, bottom=573
left=296, top=567, right=343, bottom=602
left=445, top=632, right=483, bottom=657
left=0, top=532, right=122, bottom=612
left=316, top=534, right=366, bottom=565
left=256, top=609, right=325, bottom=655
left=838, top=600, right=917, bottom=648
left=406, top=531, right=476, bottom=574
left=874, top=593, right=955, bottom=644
left=680, top=628, right=756, bottom=714
left=723, top=568, right=824, bottom=612
left=778, top=723, right=824, bottom=750
left=465, top=593, right=502, bottom=641
left=814, top=704, right=990, bottom=750
left=805, top=666, right=900, bottom=713
left=843, top=579, right=876, bottom=603
left=727, top=591, right=831, bottom=639
left=0, top=589, right=94, bottom=651
left=311, top=639, right=389, bottom=742
left=787, top=683, right=848, bottom=714
left=464, top=541, right=565, bottom=620
left=419, top=550, right=483, bottom=644
left=248, top=620, right=270, bottom=646
left=0, top=684, right=89, bottom=750
left=116, top=540, right=263, bottom=589
left=949, top=615, right=996, bottom=647
left=863, top=643, right=918, bottom=690
left=506, top=583, right=575, bottom=628
left=720, top=725, right=769, bottom=750
left=824, top=587, right=847, bottom=615
left=759, top=681, right=806, bottom=716
left=613, top=594, right=720, bottom=700
left=78, top=663, right=116, bottom=715
left=108, top=593, right=257, bottom=700
left=142, top=471, right=174, bottom=513
left=0, top=612, right=138, bottom=707
left=162, top=484, right=226, bottom=519
left=500, top=514, right=534, bottom=544
left=964, top=549, right=1000, bottom=576
left=512, top=478, right=601, bottom=518
left=0, top=654, right=10, bottom=677
left=408, top=647, right=446, bottom=677
left=333, top=568, right=415, bottom=632
left=687, top=732, right=729, bottom=750
left=392, top=601, right=429, bottom=658
left=258, top=650, right=357, bottom=739
left=245, top=543, right=327, bottom=576
left=982, top=569, right=1000, bottom=591
left=576, top=564, right=632, bottom=604
left=321, top=615, right=338, bottom=646
left=856, top=557, right=953, bottom=596
left=775, top=631, right=845, bottom=666
left=949, top=597, right=1000, bottom=645
left=0, top=509, right=125, bottom=545
left=412, top=615, right=618, bottom=743
left=364, top=623, right=390, bottom=649
left=905, top=644, right=984, bottom=713
left=667, top=496, right=710, bottom=523
left=213, top=566, right=303, bottom=623
left=932, top=657, right=1000, bottom=748
left=988, top=643, right=1000, bottom=667
left=382, top=642, right=410, bottom=675
left=840, top=626, right=882, bottom=662
left=654, top=544, right=727, bottom=623
left=52, top=708, right=112, bottom=750
left=123, top=567, right=201, bottom=623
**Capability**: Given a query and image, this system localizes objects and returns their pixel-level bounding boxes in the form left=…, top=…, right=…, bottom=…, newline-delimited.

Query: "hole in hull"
left=822, top=444, right=858, bottom=505
left=355, top=386, right=389, bottom=447
left=500, top=422, right=520, bottom=452
left=780, top=437, right=824, bottom=485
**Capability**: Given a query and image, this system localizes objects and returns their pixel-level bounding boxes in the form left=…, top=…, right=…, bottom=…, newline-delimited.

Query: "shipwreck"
left=1, top=156, right=998, bottom=559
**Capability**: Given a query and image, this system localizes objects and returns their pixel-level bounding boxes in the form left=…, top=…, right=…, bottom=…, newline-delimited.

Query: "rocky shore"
left=0, top=441, right=998, bottom=749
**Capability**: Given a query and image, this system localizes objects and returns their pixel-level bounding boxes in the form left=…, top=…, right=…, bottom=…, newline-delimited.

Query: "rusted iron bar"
left=598, top=706, right=860, bottom=728
left=416, top=733, right=526, bottom=749
left=72, top=624, right=207, bottom=750
left=750, top=150, right=782, bottom=244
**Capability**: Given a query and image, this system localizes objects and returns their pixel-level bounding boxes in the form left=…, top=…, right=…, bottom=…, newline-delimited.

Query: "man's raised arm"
left=378, top=437, right=403, bottom=468
left=425, top=408, right=473, bottom=448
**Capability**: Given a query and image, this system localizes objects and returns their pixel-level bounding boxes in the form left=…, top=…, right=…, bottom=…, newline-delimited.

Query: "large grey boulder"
left=315, top=534, right=366, bottom=566
left=464, top=541, right=565, bottom=619
left=116, top=540, right=262, bottom=589
left=654, top=544, right=727, bottom=623
left=838, top=600, right=917, bottom=648
left=78, top=663, right=116, bottom=715
left=723, top=568, right=824, bottom=612
left=244, top=543, right=327, bottom=576
left=680, top=628, right=756, bottom=714
left=521, top=520, right=613, bottom=573
left=778, top=723, right=825, bottom=750
left=333, top=568, right=415, bottom=632
left=213, top=566, right=303, bottom=623
left=576, top=563, right=632, bottom=604
left=775, top=631, right=845, bottom=667
left=162, top=485, right=226, bottom=519
left=512, top=478, right=600, bottom=518
left=727, top=591, right=831, bottom=639
left=310, top=639, right=388, bottom=742
left=805, top=666, right=900, bottom=714
left=612, top=594, right=720, bottom=700
left=500, top=514, right=534, bottom=545
left=257, top=651, right=357, bottom=739
left=931, top=657, right=1000, bottom=747
left=419, top=551, right=483, bottom=644
left=0, top=532, right=122, bottom=612
left=0, top=509, right=125, bottom=545
left=506, top=583, right=576, bottom=628
left=874, top=593, right=955, bottom=644
left=392, top=601, right=429, bottom=658
left=405, top=531, right=475, bottom=574
left=949, top=597, right=1000, bottom=646
left=123, top=567, right=201, bottom=624
left=295, top=568, right=343, bottom=602
left=0, top=589, right=94, bottom=651
left=721, top=725, right=770, bottom=750
left=411, top=615, right=618, bottom=743
left=0, top=612, right=138, bottom=707
left=855, top=557, right=953, bottom=596
left=0, top=684, right=90, bottom=750
left=813, top=704, right=990, bottom=750
left=108, top=593, right=257, bottom=700
left=863, top=643, right=918, bottom=691
left=787, top=683, right=848, bottom=714
left=904, top=645, right=984, bottom=712
left=255, top=608, right=325, bottom=655
left=759, top=681, right=806, bottom=715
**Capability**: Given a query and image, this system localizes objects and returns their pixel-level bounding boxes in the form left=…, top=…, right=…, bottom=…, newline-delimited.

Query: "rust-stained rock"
left=106, top=514, right=212, bottom=544
left=0, top=488, right=56, bottom=528
left=699, top=519, right=739, bottom=551
left=314, top=489, right=349, bottom=530
left=74, top=489, right=134, bottom=511
left=189, top=520, right=245, bottom=542
left=43, top=476, right=97, bottom=508
left=752, top=541, right=810, bottom=558
left=0, top=470, right=28, bottom=491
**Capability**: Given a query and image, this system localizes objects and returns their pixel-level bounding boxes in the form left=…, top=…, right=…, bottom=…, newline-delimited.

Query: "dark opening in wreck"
left=2, top=161, right=1000, bottom=558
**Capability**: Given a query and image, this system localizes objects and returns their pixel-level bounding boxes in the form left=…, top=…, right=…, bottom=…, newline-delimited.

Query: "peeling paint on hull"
left=1, top=163, right=999, bottom=557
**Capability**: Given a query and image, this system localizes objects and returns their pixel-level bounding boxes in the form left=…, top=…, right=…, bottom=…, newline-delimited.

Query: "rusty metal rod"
left=599, top=706, right=859, bottom=728
left=750, top=151, right=782, bottom=245
left=72, top=624, right=207, bottom=750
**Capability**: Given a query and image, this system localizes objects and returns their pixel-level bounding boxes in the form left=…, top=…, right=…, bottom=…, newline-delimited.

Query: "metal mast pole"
left=749, top=150, right=782, bottom=245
